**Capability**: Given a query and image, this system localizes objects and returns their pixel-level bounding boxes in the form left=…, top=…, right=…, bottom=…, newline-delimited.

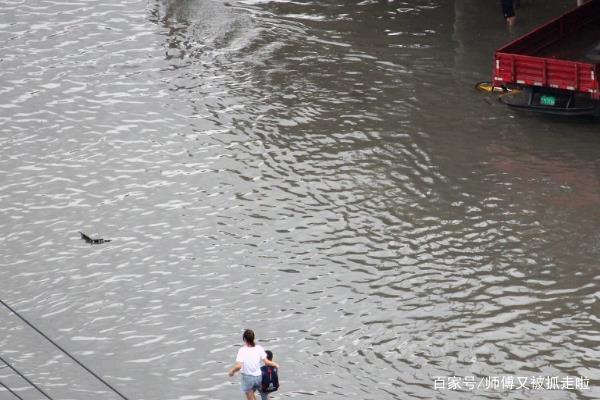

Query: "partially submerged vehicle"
left=493, top=0, right=600, bottom=116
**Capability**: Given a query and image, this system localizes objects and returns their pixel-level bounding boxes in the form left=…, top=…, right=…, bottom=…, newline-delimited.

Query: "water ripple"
left=1, top=0, right=599, bottom=399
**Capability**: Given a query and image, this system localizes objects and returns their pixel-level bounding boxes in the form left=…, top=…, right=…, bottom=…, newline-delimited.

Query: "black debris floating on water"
left=79, top=231, right=111, bottom=245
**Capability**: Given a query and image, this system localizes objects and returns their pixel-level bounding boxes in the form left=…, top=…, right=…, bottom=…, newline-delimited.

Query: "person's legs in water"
left=501, top=0, right=516, bottom=26
left=241, top=374, right=261, bottom=400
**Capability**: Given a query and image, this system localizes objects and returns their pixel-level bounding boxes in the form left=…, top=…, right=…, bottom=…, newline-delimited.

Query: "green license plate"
left=540, top=95, right=556, bottom=106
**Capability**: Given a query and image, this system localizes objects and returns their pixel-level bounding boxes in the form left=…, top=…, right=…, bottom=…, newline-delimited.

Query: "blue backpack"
left=261, top=366, right=279, bottom=393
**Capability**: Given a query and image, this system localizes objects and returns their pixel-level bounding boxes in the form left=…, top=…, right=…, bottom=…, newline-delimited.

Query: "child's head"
left=265, top=350, right=273, bottom=361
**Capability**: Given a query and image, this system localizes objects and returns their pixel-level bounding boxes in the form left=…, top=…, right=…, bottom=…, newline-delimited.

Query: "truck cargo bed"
left=536, top=21, right=600, bottom=63
left=493, top=0, right=600, bottom=96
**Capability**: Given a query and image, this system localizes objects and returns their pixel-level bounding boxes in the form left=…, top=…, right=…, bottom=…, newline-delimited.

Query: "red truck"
left=493, top=0, right=600, bottom=116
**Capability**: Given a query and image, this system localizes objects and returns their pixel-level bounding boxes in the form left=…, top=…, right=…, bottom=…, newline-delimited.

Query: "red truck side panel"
left=493, top=0, right=600, bottom=96
left=494, top=54, right=598, bottom=94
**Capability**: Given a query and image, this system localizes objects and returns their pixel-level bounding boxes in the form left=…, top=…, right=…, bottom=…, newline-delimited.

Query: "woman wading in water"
left=229, top=329, right=280, bottom=400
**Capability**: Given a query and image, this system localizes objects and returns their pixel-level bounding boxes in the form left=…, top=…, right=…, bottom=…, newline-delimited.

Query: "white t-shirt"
left=236, top=345, right=267, bottom=376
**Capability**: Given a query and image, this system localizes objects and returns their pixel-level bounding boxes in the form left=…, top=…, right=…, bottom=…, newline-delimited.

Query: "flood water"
left=1, top=0, right=599, bottom=399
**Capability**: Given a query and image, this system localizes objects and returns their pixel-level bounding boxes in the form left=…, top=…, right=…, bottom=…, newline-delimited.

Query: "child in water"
left=259, top=350, right=279, bottom=400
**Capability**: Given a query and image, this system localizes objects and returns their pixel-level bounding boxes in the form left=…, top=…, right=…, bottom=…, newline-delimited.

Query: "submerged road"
left=0, top=0, right=598, bottom=399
